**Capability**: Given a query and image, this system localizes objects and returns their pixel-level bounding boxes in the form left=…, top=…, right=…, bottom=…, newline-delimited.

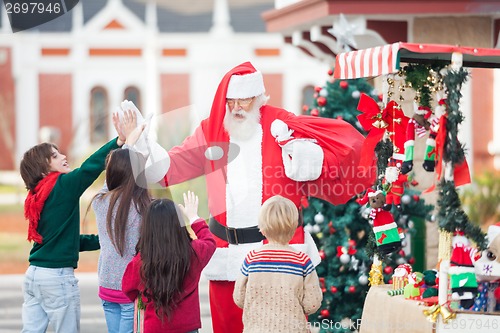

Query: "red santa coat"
left=163, top=105, right=372, bottom=280
left=161, top=62, right=373, bottom=281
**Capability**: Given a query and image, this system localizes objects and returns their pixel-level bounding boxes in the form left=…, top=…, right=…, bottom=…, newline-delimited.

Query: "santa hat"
left=450, top=232, right=474, bottom=268
left=203, top=62, right=265, bottom=155
left=487, top=222, right=500, bottom=247
left=394, top=263, right=412, bottom=277
left=226, top=70, right=265, bottom=99
left=356, top=188, right=382, bottom=205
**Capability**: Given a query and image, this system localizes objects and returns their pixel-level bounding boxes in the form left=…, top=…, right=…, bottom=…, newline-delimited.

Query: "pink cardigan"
left=122, top=220, right=216, bottom=333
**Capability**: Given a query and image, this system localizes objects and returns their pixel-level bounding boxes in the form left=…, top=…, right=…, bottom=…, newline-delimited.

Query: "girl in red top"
left=122, top=192, right=216, bottom=333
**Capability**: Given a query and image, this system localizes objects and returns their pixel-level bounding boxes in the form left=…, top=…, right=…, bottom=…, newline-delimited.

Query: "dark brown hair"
left=100, top=149, right=151, bottom=257
left=137, top=199, right=195, bottom=321
left=20, top=143, right=59, bottom=191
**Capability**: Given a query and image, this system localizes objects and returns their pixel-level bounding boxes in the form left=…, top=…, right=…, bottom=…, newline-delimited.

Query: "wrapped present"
left=392, top=263, right=412, bottom=290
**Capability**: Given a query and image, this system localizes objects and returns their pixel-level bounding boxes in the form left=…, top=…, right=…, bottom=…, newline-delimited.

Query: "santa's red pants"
left=209, top=280, right=243, bottom=333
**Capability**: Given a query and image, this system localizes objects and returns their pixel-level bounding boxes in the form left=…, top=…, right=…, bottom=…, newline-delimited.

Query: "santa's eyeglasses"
left=226, top=97, right=254, bottom=107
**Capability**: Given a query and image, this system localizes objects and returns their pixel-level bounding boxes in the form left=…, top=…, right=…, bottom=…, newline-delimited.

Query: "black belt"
left=209, top=218, right=265, bottom=245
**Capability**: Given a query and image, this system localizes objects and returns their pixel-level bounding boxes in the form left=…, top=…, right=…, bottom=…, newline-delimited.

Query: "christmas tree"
left=303, top=72, right=433, bottom=332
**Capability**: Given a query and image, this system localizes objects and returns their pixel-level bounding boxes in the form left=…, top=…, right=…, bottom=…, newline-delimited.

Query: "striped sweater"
left=233, top=244, right=323, bottom=333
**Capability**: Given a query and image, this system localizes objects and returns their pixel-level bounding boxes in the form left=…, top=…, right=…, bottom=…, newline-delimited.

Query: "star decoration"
left=328, top=13, right=359, bottom=52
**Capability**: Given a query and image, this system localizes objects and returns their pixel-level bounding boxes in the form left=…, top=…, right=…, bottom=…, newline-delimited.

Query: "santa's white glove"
left=270, top=119, right=294, bottom=143
left=271, top=119, right=323, bottom=182
left=117, top=100, right=170, bottom=184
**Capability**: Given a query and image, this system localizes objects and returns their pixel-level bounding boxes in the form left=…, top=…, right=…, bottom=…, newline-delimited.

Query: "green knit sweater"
left=28, top=138, right=120, bottom=269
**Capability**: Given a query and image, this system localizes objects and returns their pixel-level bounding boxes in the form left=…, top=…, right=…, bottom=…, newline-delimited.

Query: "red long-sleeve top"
left=122, top=220, right=216, bottom=333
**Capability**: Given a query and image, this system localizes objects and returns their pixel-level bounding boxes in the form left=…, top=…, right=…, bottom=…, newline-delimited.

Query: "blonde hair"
left=258, top=195, right=298, bottom=245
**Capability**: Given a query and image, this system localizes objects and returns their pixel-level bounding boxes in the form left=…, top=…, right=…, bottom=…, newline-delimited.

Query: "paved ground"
left=0, top=273, right=213, bottom=333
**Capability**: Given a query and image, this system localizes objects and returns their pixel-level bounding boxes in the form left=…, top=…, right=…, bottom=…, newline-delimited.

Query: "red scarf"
left=24, top=172, right=61, bottom=243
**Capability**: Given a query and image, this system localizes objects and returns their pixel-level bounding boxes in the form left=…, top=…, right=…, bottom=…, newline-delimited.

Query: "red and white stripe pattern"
left=334, top=42, right=500, bottom=80
left=241, top=249, right=314, bottom=277
left=334, top=43, right=401, bottom=79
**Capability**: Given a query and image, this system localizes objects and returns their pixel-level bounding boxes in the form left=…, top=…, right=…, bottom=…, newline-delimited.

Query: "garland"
left=437, top=68, right=487, bottom=249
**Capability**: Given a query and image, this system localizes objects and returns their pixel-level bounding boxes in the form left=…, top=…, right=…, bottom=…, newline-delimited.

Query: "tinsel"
left=368, top=261, right=384, bottom=286
left=374, top=139, right=393, bottom=188
left=436, top=68, right=487, bottom=249
left=403, top=63, right=445, bottom=107
left=442, top=68, right=468, bottom=165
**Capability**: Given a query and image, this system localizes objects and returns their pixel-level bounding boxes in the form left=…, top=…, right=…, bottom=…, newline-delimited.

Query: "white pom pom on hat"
left=226, top=71, right=265, bottom=99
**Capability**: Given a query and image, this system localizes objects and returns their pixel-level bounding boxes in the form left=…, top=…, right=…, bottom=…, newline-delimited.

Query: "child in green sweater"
left=19, top=110, right=140, bottom=333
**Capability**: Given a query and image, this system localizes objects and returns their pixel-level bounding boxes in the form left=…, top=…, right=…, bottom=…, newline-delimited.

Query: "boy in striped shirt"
left=233, top=195, right=323, bottom=333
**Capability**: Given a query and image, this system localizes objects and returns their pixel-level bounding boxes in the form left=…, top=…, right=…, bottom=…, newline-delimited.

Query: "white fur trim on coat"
left=203, top=229, right=321, bottom=281
left=226, top=71, right=265, bottom=99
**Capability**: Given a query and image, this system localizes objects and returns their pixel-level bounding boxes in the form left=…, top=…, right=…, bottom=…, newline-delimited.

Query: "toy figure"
left=404, top=272, right=424, bottom=299
left=383, top=165, right=409, bottom=211
left=449, top=231, right=478, bottom=309
left=357, top=189, right=402, bottom=255
left=473, top=223, right=500, bottom=312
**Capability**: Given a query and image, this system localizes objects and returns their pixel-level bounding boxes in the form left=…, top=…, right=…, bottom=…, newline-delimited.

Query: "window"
left=124, top=86, right=141, bottom=110
left=301, top=85, right=315, bottom=114
left=90, top=86, right=108, bottom=143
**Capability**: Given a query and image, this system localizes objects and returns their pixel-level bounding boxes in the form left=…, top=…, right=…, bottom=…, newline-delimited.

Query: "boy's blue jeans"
left=22, top=266, right=80, bottom=333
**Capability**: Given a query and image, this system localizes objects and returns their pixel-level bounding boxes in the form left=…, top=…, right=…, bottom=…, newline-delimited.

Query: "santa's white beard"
left=384, top=166, right=399, bottom=183
left=223, top=105, right=261, bottom=141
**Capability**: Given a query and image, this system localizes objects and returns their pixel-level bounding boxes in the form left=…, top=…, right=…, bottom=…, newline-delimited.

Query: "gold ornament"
left=368, top=262, right=384, bottom=286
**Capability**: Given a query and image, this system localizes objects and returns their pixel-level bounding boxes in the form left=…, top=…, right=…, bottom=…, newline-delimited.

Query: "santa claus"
left=136, top=62, right=373, bottom=332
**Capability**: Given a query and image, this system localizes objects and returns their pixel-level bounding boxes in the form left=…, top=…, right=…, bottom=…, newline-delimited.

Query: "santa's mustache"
left=230, top=110, right=247, bottom=118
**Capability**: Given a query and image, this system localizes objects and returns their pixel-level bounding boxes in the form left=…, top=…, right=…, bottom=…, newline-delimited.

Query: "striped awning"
left=334, top=42, right=500, bottom=79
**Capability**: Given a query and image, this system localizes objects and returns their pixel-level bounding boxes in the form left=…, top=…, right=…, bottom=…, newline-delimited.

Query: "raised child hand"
left=112, top=112, right=126, bottom=144
left=178, top=191, right=199, bottom=224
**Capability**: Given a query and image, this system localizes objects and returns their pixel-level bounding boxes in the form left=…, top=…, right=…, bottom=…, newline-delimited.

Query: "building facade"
left=0, top=0, right=328, bottom=170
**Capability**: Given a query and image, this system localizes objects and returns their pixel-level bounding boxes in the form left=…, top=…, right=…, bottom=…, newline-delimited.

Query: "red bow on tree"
left=357, top=93, right=407, bottom=167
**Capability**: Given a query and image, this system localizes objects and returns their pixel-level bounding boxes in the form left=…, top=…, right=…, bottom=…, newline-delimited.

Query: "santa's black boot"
left=383, top=204, right=392, bottom=211
left=401, top=161, right=413, bottom=174
left=422, top=160, right=435, bottom=172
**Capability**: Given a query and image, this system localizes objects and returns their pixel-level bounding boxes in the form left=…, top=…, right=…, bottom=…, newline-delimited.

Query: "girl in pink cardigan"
left=122, top=192, right=216, bottom=333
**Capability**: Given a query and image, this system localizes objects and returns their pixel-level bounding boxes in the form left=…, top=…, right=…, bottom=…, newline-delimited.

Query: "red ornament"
left=388, top=279, right=393, bottom=284
left=339, top=81, right=348, bottom=89
left=310, top=108, right=319, bottom=117
left=321, top=287, right=326, bottom=293
left=408, top=257, right=415, bottom=265
left=317, top=96, right=327, bottom=106
left=348, top=286, right=356, bottom=293
left=300, top=196, right=309, bottom=208
left=319, top=250, right=326, bottom=260
left=399, top=250, right=406, bottom=257
left=348, top=239, right=356, bottom=247
left=330, top=286, right=338, bottom=293
left=383, top=266, right=393, bottom=275
left=314, top=86, right=322, bottom=92
left=302, top=105, right=309, bottom=112
left=320, top=309, right=330, bottom=318
left=413, top=195, right=420, bottom=202
left=327, top=69, right=334, bottom=76
left=378, top=93, right=384, bottom=101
